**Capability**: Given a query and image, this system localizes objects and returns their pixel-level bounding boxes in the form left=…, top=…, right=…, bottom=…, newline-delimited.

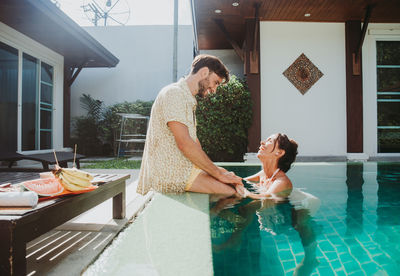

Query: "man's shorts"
left=184, top=165, right=202, bottom=191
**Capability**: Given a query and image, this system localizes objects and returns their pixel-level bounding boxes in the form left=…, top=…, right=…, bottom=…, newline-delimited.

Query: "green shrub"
left=71, top=94, right=104, bottom=156
left=196, top=75, right=252, bottom=161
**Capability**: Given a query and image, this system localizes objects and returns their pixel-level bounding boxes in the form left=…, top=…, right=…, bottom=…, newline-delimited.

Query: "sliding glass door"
left=0, top=39, right=54, bottom=152
left=377, top=41, right=400, bottom=153
left=0, top=41, right=18, bottom=152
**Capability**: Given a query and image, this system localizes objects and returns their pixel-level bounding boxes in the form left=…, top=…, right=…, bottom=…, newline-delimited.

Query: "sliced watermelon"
left=22, top=178, right=64, bottom=196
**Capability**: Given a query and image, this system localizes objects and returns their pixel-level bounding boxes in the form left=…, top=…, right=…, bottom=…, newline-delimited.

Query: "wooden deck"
left=0, top=172, right=41, bottom=186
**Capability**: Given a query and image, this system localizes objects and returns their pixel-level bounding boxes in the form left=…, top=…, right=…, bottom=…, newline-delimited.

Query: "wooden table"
left=0, top=173, right=130, bottom=276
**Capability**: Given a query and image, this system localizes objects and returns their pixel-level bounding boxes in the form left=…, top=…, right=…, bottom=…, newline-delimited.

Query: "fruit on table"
left=53, top=166, right=94, bottom=192
left=22, top=178, right=64, bottom=196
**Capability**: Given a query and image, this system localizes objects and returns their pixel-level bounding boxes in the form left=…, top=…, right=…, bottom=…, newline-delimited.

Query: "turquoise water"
left=211, top=162, right=400, bottom=276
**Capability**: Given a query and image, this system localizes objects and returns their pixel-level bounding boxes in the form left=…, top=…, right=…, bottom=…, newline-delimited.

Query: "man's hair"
left=190, top=54, right=230, bottom=83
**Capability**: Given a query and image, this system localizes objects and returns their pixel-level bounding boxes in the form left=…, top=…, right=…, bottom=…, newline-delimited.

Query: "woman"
left=245, top=133, right=298, bottom=199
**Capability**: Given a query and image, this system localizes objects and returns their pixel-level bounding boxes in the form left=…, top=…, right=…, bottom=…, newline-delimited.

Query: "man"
left=137, top=54, right=244, bottom=197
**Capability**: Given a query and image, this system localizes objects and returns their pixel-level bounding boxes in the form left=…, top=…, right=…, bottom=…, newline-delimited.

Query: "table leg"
left=0, top=222, right=26, bottom=276
left=112, top=182, right=126, bottom=219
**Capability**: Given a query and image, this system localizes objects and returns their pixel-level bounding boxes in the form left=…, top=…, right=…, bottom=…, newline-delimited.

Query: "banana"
left=58, top=174, right=87, bottom=191
left=61, top=168, right=94, bottom=181
left=59, top=170, right=91, bottom=187
left=52, top=166, right=94, bottom=192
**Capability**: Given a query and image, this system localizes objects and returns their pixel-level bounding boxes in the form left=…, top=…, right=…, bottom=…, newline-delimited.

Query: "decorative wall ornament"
left=283, top=53, right=323, bottom=95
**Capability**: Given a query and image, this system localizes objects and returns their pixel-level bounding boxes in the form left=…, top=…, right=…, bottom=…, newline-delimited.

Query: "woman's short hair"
left=191, top=54, right=230, bottom=84
left=274, top=133, right=298, bottom=173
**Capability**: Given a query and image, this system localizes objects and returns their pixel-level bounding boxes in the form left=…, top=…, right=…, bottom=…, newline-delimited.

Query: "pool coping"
left=83, top=192, right=213, bottom=276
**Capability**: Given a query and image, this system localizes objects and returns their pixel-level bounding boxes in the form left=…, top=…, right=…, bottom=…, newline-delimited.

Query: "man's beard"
left=197, top=77, right=210, bottom=98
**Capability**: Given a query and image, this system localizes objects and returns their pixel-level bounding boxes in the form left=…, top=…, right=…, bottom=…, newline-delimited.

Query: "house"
left=0, top=0, right=119, bottom=154
left=192, top=0, right=400, bottom=160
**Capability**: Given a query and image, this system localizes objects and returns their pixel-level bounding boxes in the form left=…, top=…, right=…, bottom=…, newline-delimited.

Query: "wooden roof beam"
left=353, top=4, right=374, bottom=75
left=213, top=18, right=244, bottom=61
left=252, top=3, right=260, bottom=60
left=356, top=4, right=374, bottom=61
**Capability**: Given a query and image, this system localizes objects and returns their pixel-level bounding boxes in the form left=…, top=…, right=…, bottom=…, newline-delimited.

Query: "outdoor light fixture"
left=232, top=2, right=239, bottom=6
left=214, top=9, right=222, bottom=14
left=304, top=13, right=311, bottom=17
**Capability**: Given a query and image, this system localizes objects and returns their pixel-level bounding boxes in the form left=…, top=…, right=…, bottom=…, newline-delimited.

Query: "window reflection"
left=345, top=163, right=364, bottom=235
left=22, top=53, right=39, bottom=151
left=0, top=41, right=18, bottom=152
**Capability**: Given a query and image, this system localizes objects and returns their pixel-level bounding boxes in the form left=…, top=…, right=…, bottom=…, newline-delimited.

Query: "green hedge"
left=196, top=75, right=253, bottom=161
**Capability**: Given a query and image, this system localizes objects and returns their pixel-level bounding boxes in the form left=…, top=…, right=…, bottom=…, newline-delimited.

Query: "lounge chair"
left=0, top=151, right=85, bottom=171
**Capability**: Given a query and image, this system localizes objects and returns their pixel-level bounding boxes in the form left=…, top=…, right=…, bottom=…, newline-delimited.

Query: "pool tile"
left=316, top=266, right=336, bottom=276
left=281, top=260, right=296, bottom=271
left=339, top=253, right=356, bottom=263
left=335, top=269, right=347, bottom=276
left=291, top=242, right=304, bottom=255
left=361, top=261, right=381, bottom=275
left=278, top=249, right=295, bottom=261
left=324, top=251, right=339, bottom=261
left=373, top=253, right=390, bottom=264
left=326, top=234, right=343, bottom=246
left=329, top=259, right=343, bottom=270
left=348, top=270, right=366, bottom=276
left=318, top=240, right=336, bottom=252
left=343, top=260, right=362, bottom=272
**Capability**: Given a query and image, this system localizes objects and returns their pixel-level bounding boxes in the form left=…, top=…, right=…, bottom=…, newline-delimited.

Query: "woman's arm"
left=264, top=179, right=293, bottom=197
left=244, top=170, right=263, bottom=183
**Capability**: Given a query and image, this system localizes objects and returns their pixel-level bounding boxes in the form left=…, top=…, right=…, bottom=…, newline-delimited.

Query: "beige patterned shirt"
left=137, top=78, right=197, bottom=195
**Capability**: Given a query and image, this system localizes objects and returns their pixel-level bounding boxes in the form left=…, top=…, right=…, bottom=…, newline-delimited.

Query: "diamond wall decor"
left=283, top=53, right=323, bottom=95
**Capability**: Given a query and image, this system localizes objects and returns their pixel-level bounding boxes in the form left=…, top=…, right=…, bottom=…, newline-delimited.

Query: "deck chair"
left=0, top=151, right=85, bottom=171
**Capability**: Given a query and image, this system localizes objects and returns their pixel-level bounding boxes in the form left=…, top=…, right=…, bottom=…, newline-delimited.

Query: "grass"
left=81, top=158, right=142, bottom=169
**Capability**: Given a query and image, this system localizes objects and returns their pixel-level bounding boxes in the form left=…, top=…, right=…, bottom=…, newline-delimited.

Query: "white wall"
left=71, top=25, right=194, bottom=117
left=200, top=49, right=244, bottom=78
left=260, top=22, right=347, bottom=156
left=0, top=22, right=64, bottom=153
left=363, top=24, right=400, bottom=157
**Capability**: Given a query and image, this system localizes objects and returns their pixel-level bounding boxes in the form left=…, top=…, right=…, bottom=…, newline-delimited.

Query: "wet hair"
left=272, top=133, right=298, bottom=173
left=190, top=54, right=230, bottom=84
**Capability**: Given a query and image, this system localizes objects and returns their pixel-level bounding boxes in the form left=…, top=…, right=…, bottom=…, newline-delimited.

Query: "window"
left=0, top=40, right=54, bottom=152
left=377, top=41, right=400, bottom=153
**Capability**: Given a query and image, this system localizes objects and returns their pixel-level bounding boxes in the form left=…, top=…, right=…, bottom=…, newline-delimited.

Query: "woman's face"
left=257, top=133, right=279, bottom=161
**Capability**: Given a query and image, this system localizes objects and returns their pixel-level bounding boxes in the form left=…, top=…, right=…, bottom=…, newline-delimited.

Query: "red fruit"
left=22, top=178, right=64, bottom=196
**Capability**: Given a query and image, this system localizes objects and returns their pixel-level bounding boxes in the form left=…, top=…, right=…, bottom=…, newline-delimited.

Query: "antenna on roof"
left=81, top=0, right=131, bottom=26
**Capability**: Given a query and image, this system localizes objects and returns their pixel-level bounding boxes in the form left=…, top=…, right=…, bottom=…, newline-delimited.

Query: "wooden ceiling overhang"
left=193, top=0, right=400, bottom=50
left=0, top=0, right=119, bottom=68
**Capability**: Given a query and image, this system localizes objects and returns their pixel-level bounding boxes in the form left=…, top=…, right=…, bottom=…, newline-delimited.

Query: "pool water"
left=211, top=162, right=400, bottom=276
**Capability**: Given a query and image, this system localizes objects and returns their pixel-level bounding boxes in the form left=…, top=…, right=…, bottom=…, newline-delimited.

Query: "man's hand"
left=217, top=170, right=243, bottom=187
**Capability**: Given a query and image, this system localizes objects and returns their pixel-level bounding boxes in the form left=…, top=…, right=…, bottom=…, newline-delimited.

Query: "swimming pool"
left=212, top=162, right=400, bottom=275
left=84, top=162, right=400, bottom=275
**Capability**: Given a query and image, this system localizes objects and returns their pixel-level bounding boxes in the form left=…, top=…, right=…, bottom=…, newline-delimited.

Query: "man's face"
left=197, top=72, right=223, bottom=98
